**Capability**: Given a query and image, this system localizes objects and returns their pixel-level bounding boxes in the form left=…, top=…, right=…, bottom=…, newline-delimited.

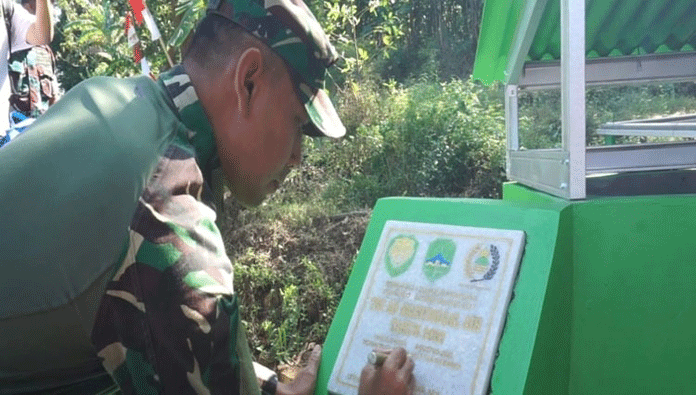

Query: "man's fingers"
left=282, top=344, right=322, bottom=395
left=401, top=355, right=415, bottom=374
left=383, top=347, right=408, bottom=369
left=398, top=355, right=415, bottom=386
left=304, top=344, right=322, bottom=373
left=360, top=362, right=377, bottom=379
left=359, top=349, right=416, bottom=395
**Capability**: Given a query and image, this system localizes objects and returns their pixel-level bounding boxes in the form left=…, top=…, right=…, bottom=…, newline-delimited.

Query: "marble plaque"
left=327, top=220, right=525, bottom=395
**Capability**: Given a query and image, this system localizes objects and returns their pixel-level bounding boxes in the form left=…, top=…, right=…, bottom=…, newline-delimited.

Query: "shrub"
left=312, top=77, right=507, bottom=207
left=231, top=245, right=341, bottom=365
left=518, top=82, right=696, bottom=149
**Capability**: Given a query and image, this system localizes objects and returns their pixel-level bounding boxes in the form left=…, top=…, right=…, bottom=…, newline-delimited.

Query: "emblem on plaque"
left=422, top=238, right=456, bottom=282
left=385, top=235, right=418, bottom=277
left=466, top=243, right=500, bottom=282
left=328, top=221, right=526, bottom=395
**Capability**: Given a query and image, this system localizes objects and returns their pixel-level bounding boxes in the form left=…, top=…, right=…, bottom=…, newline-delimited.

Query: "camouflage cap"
left=208, top=0, right=346, bottom=138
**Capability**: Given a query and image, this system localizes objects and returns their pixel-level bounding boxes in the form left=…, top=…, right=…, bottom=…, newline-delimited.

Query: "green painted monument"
left=316, top=0, right=696, bottom=394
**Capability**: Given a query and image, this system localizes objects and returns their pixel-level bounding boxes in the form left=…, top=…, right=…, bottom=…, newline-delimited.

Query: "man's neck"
left=160, top=64, right=219, bottom=182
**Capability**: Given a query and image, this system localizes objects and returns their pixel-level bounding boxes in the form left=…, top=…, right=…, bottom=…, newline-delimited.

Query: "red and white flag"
left=128, top=0, right=145, bottom=25
left=125, top=13, right=151, bottom=76
left=133, top=43, right=143, bottom=63
left=127, top=0, right=172, bottom=68
left=125, top=13, right=139, bottom=47
left=141, top=8, right=161, bottom=41
left=128, top=0, right=161, bottom=41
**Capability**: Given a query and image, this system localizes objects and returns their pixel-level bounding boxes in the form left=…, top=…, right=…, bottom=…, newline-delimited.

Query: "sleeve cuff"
left=253, top=361, right=278, bottom=395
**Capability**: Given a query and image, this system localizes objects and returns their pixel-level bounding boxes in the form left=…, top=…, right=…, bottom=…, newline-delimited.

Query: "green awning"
left=473, top=0, right=696, bottom=85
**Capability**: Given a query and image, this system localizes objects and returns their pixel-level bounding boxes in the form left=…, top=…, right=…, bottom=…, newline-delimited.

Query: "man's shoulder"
left=69, top=75, right=163, bottom=106
left=6, top=74, right=182, bottom=190
left=42, top=75, right=178, bottom=137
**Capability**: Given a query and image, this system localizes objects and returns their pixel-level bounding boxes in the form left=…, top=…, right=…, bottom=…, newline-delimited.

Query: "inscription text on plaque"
left=328, top=221, right=525, bottom=395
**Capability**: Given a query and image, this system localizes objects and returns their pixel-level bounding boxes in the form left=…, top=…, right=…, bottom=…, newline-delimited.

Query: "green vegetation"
left=49, top=0, right=696, bottom=373
left=317, top=78, right=507, bottom=207
left=519, top=83, right=696, bottom=149
left=224, top=77, right=696, bottom=369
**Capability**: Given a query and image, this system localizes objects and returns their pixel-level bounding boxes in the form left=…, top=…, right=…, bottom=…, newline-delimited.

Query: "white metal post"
left=505, top=85, right=519, bottom=178
left=561, top=0, right=586, bottom=199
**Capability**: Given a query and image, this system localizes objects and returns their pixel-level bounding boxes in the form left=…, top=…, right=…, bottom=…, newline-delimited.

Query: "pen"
left=367, top=350, right=389, bottom=366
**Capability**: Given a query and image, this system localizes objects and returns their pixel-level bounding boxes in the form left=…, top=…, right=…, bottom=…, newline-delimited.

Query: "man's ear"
left=234, top=47, right=264, bottom=118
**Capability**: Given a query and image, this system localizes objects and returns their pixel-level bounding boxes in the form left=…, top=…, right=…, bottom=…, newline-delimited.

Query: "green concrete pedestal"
left=503, top=182, right=696, bottom=394
left=317, top=195, right=569, bottom=394
left=317, top=181, right=696, bottom=394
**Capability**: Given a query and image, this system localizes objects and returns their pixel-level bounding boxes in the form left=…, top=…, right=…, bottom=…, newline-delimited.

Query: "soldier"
left=0, top=0, right=414, bottom=394
left=0, top=0, right=52, bottom=146
left=8, top=0, right=60, bottom=121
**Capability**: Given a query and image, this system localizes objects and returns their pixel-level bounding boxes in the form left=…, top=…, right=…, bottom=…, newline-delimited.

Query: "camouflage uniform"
left=0, top=0, right=343, bottom=393
left=89, top=66, right=269, bottom=395
left=0, top=64, right=266, bottom=394
left=9, top=44, right=60, bottom=118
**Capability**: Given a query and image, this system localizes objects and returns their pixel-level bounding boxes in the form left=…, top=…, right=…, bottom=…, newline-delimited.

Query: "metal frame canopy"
left=472, top=0, right=696, bottom=199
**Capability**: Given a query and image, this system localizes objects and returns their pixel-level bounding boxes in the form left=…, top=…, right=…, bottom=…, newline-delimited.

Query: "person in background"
left=8, top=0, right=60, bottom=122
left=0, top=0, right=415, bottom=394
left=0, top=0, right=52, bottom=147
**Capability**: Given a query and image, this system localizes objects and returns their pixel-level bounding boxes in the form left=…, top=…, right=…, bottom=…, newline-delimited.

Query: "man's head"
left=184, top=0, right=344, bottom=207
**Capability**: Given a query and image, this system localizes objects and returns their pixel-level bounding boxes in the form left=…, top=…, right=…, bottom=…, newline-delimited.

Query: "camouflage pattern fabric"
left=9, top=45, right=59, bottom=118
left=91, top=67, right=264, bottom=395
left=208, top=0, right=346, bottom=138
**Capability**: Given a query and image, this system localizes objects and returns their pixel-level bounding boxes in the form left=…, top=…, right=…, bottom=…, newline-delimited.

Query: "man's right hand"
left=276, top=344, right=322, bottom=395
left=358, top=348, right=415, bottom=395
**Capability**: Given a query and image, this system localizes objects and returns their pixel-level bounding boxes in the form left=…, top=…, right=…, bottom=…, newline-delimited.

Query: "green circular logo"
left=423, top=238, right=456, bottom=282
left=385, top=235, right=418, bottom=277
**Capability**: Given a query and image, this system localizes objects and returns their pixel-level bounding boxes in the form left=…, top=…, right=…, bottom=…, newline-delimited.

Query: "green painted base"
left=502, top=182, right=696, bottom=394
left=316, top=196, right=569, bottom=394
left=318, top=183, right=696, bottom=394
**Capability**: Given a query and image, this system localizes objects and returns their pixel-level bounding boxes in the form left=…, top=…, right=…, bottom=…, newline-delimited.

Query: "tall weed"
left=233, top=247, right=339, bottom=365
left=315, top=78, right=506, bottom=208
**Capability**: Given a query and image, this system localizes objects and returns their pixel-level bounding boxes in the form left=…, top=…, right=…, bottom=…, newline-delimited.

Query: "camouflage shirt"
left=0, top=66, right=273, bottom=394
left=90, top=65, right=274, bottom=395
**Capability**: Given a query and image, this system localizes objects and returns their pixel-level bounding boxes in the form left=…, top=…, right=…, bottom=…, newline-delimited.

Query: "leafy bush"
left=220, top=200, right=368, bottom=368
left=56, top=0, right=177, bottom=90
left=312, top=78, right=506, bottom=209
left=518, top=82, right=696, bottom=149
left=234, top=251, right=338, bottom=365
